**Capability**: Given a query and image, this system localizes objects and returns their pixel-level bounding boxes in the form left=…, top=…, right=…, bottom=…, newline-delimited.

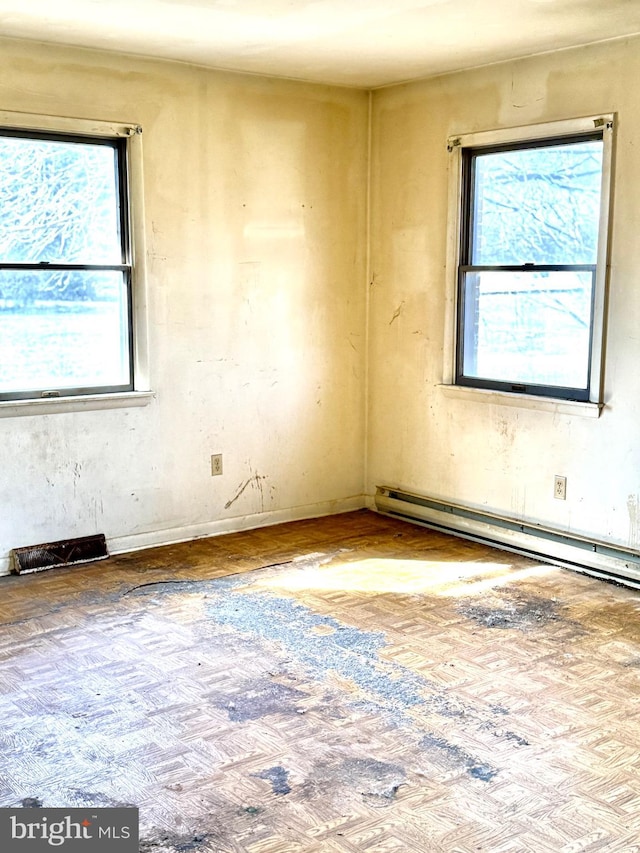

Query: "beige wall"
left=369, top=37, right=640, bottom=549
left=3, top=32, right=639, bottom=572
left=0, top=39, right=368, bottom=571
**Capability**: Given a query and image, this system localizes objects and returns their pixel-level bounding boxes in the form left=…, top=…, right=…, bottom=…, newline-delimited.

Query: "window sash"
left=0, top=129, right=135, bottom=401
left=455, top=266, right=596, bottom=401
left=462, top=133, right=603, bottom=269
left=0, top=268, right=134, bottom=400
left=448, top=120, right=612, bottom=404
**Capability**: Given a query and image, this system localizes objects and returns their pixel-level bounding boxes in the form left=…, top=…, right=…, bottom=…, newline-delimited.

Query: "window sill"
left=438, top=384, right=603, bottom=418
left=0, top=390, right=155, bottom=418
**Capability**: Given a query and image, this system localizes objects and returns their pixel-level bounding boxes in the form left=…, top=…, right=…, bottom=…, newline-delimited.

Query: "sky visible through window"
left=461, top=137, right=604, bottom=391
left=0, top=134, right=130, bottom=396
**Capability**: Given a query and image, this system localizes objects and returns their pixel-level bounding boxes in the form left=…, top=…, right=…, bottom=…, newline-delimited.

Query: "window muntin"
left=0, top=129, right=133, bottom=401
left=456, top=130, right=608, bottom=402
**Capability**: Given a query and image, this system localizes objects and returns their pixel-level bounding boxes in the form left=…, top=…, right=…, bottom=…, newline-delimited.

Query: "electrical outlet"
left=211, top=454, right=223, bottom=476
left=554, top=475, right=567, bottom=500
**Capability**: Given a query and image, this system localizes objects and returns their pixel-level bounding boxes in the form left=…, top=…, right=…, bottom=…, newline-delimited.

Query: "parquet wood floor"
left=1, top=509, right=640, bottom=852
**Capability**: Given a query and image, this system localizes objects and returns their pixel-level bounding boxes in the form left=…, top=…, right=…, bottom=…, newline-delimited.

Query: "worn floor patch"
left=139, top=821, right=229, bottom=853
left=212, top=677, right=308, bottom=722
left=124, top=565, right=512, bottom=786
left=4, top=509, right=640, bottom=853
left=457, top=586, right=564, bottom=631
left=205, top=582, right=487, bottom=726
left=421, top=734, right=497, bottom=782
left=201, top=579, right=517, bottom=766
left=316, top=758, right=406, bottom=806
left=116, top=563, right=512, bottom=800
left=252, top=766, right=291, bottom=796
left=140, top=831, right=211, bottom=853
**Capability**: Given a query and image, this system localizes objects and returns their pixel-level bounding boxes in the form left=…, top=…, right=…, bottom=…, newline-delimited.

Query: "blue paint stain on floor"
left=203, top=585, right=501, bottom=781
left=206, top=590, right=427, bottom=716
left=129, top=567, right=508, bottom=782
left=206, top=588, right=477, bottom=720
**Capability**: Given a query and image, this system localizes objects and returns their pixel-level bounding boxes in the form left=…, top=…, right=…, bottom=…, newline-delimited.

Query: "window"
left=0, top=114, right=145, bottom=402
left=446, top=115, right=614, bottom=404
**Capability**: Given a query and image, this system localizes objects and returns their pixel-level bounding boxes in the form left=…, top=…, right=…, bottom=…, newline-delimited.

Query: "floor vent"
left=11, top=534, right=108, bottom=574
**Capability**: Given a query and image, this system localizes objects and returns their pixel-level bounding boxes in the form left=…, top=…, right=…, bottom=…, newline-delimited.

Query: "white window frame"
left=0, top=110, right=151, bottom=417
left=442, top=114, right=615, bottom=414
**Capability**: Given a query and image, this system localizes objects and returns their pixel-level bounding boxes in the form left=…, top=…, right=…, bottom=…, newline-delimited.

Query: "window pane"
left=0, top=135, right=122, bottom=264
left=0, top=270, right=131, bottom=394
left=461, top=269, right=593, bottom=389
left=471, top=139, right=603, bottom=265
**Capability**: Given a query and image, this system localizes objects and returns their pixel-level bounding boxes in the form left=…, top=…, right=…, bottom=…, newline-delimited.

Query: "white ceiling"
left=0, top=0, right=639, bottom=88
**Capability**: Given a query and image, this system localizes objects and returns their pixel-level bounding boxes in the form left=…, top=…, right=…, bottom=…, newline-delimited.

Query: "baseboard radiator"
left=376, top=486, right=640, bottom=589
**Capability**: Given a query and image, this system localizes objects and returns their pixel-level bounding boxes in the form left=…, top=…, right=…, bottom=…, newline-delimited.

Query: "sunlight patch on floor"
left=255, top=556, right=555, bottom=597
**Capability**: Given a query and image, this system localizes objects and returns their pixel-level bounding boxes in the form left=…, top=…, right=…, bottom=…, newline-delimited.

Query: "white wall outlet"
left=211, top=454, right=223, bottom=476
left=554, top=475, right=567, bottom=500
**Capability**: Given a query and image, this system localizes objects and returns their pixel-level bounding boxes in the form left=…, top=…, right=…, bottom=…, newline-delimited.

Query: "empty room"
left=1, top=2, right=640, bottom=851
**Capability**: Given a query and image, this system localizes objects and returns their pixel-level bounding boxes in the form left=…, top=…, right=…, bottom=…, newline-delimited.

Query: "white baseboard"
left=0, top=495, right=367, bottom=577
left=109, top=495, right=366, bottom=556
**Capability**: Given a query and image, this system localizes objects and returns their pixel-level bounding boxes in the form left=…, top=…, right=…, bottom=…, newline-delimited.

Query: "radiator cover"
left=376, top=487, right=640, bottom=589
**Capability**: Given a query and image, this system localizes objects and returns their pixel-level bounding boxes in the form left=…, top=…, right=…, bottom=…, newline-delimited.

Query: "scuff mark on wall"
left=495, top=413, right=518, bottom=445
left=92, top=497, right=104, bottom=528
left=508, top=69, right=545, bottom=112
left=388, top=301, right=405, bottom=325
left=225, top=472, right=267, bottom=511
left=627, top=495, right=640, bottom=547
left=72, top=463, right=82, bottom=497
